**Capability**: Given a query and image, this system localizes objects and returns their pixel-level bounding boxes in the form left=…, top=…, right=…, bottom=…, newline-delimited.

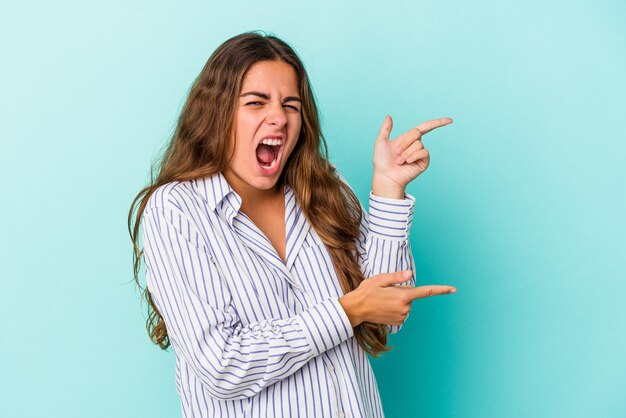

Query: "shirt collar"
left=191, top=171, right=292, bottom=226
left=191, top=172, right=241, bottom=223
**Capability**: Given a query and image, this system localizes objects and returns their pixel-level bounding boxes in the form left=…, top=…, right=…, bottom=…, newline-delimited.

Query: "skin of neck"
left=222, top=169, right=285, bottom=214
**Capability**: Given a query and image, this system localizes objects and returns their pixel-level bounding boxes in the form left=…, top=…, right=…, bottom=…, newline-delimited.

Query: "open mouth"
left=255, top=138, right=284, bottom=172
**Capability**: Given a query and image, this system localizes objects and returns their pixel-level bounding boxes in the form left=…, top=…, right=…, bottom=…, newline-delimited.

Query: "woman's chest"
left=205, top=212, right=344, bottom=325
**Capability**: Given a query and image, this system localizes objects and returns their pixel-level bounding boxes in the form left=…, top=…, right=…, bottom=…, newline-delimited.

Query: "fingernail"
left=396, top=156, right=405, bottom=164
left=403, top=270, right=412, bottom=278
left=450, top=288, right=457, bottom=293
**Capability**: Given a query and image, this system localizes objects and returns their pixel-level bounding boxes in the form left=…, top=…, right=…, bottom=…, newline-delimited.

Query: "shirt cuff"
left=297, top=298, right=354, bottom=356
left=367, top=192, right=415, bottom=241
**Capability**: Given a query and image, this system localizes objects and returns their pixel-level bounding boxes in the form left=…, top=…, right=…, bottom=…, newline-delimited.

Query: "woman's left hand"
left=372, top=115, right=453, bottom=199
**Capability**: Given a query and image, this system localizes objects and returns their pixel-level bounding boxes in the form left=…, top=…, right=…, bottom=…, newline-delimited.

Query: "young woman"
left=129, top=32, right=456, bottom=418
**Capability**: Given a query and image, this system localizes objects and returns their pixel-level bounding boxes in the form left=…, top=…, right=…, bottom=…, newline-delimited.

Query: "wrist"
left=338, top=292, right=364, bottom=327
left=372, top=172, right=405, bottom=199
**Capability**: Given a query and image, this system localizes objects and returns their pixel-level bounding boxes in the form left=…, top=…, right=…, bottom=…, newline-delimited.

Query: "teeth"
left=258, top=138, right=281, bottom=170
left=260, top=158, right=278, bottom=170
left=260, top=138, right=283, bottom=146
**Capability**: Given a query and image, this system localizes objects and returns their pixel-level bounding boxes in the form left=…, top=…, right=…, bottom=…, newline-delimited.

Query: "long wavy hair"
left=128, top=31, right=390, bottom=357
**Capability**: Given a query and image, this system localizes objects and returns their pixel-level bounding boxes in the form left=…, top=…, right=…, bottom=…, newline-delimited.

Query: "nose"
left=265, top=102, right=287, bottom=128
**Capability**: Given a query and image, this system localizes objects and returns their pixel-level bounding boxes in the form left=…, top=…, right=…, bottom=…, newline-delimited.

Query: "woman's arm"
left=356, top=192, right=417, bottom=334
left=333, top=169, right=416, bottom=334
left=351, top=115, right=453, bottom=333
left=142, top=204, right=353, bottom=401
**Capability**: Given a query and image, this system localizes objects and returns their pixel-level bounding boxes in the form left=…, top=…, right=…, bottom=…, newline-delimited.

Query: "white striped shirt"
left=142, top=170, right=416, bottom=417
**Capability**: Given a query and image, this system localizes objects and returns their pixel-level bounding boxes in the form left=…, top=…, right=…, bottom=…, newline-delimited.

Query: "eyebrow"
left=239, top=91, right=302, bottom=103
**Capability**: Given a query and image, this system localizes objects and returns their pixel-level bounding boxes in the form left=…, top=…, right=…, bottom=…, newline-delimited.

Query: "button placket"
left=323, top=354, right=345, bottom=418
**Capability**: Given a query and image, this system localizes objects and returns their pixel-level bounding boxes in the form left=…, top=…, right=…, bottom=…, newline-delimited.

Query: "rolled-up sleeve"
left=142, top=205, right=354, bottom=401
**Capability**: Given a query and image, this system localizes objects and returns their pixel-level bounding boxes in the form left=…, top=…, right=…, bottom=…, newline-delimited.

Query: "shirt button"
left=327, top=364, right=334, bottom=372
left=338, top=411, right=345, bottom=418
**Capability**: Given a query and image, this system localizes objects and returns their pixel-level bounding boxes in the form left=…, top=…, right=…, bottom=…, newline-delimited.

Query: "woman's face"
left=223, top=59, right=302, bottom=195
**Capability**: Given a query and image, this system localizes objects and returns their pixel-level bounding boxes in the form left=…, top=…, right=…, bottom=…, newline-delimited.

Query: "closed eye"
left=244, top=101, right=300, bottom=111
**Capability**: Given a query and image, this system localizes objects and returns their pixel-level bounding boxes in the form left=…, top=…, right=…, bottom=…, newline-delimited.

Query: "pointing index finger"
left=394, top=117, right=453, bottom=153
left=406, top=285, right=457, bottom=301
left=415, top=118, right=453, bottom=136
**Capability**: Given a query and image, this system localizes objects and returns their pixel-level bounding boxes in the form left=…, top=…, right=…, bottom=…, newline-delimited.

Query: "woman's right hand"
left=338, top=271, right=456, bottom=327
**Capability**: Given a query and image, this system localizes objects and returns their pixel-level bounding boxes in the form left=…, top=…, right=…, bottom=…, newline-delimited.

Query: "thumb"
left=376, top=114, right=393, bottom=142
left=377, top=270, right=412, bottom=287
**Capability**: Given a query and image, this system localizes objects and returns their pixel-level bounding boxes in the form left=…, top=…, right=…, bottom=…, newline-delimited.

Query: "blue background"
left=1, top=1, right=625, bottom=417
